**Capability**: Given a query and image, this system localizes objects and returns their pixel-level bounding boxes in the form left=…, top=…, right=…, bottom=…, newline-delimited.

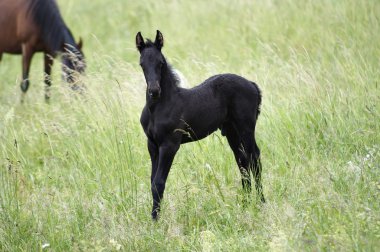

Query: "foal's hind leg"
left=224, top=124, right=252, bottom=193
left=240, top=130, right=265, bottom=203
left=251, top=136, right=265, bottom=203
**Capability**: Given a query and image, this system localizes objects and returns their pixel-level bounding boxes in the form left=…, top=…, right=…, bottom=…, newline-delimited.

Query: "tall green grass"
left=0, top=0, right=379, bottom=250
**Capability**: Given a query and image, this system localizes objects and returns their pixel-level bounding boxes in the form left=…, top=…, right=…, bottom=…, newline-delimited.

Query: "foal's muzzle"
left=148, top=81, right=161, bottom=99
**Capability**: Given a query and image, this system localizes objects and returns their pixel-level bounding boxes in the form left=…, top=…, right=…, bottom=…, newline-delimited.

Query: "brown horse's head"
left=61, top=38, right=86, bottom=85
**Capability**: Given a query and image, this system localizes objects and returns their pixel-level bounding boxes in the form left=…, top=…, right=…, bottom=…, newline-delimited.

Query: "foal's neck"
left=160, top=61, right=179, bottom=97
left=146, top=58, right=180, bottom=108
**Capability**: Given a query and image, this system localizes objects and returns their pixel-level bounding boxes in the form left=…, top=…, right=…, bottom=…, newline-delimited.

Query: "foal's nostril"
left=149, top=91, right=159, bottom=98
left=148, top=88, right=161, bottom=99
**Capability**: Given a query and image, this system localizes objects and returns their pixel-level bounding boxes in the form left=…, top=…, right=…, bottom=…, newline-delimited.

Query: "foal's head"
left=136, top=30, right=165, bottom=100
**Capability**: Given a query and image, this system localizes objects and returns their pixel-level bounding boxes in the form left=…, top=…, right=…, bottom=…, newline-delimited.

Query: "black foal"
left=136, top=30, right=265, bottom=220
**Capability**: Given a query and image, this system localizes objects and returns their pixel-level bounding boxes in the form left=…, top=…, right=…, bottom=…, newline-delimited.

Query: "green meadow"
left=0, top=0, right=379, bottom=250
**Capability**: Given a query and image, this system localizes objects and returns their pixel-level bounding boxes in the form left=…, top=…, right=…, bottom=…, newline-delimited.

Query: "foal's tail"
left=251, top=82, right=262, bottom=119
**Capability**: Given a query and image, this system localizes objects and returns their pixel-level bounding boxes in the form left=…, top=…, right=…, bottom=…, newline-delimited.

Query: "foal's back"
left=185, top=73, right=259, bottom=99
left=181, top=73, right=261, bottom=116
left=177, top=73, right=261, bottom=141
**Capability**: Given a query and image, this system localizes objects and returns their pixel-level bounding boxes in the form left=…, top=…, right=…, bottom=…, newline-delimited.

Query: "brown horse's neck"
left=61, top=28, right=78, bottom=52
left=28, top=0, right=75, bottom=54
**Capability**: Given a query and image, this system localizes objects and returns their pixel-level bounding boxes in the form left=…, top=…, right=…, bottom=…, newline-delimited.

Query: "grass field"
left=1, top=0, right=379, bottom=251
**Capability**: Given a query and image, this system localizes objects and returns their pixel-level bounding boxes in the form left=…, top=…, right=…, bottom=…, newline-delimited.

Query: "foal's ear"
left=154, top=30, right=164, bottom=50
left=136, top=32, right=145, bottom=52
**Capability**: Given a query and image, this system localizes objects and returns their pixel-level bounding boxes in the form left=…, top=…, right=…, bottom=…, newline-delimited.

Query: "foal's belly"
left=180, top=122, right=220, bottom=143
left=180, top=105, right=227, bottom=143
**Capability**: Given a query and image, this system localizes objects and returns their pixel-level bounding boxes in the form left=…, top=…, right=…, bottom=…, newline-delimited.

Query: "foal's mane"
left=27, top=0, right=75, bottom=54
left=144, top=39, right=181, bottom=87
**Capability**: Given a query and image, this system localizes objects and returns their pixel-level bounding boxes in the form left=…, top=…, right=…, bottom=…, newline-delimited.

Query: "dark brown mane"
left=27, top=0, right=75, bottom=54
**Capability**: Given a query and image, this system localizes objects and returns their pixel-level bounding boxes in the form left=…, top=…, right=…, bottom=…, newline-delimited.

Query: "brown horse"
left=0, top=0, right=85, bottom=100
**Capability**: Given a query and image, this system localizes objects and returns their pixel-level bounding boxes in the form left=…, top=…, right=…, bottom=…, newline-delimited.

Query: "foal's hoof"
left=151, top=210, right=160, bottom=221
left=260, top=195, right=266, bottom=203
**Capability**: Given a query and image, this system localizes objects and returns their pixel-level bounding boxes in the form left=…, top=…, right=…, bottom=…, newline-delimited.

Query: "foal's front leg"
left=148, top=138, right=159, bottom=184
left=151, top=142, right=179, bottom=220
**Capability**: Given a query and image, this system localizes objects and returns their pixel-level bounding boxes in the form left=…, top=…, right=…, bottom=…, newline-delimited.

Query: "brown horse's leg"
left=44, top=53, right=54, bottom=101
left=20, top=44, right=34, bottom=102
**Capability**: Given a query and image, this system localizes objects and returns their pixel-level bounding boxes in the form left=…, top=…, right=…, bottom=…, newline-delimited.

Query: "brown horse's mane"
left=27, top=0, right=76, bottom=55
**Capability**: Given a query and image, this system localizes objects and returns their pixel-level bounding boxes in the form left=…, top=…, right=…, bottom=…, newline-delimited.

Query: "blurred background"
left=0, top=0, right=379, bottom=251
